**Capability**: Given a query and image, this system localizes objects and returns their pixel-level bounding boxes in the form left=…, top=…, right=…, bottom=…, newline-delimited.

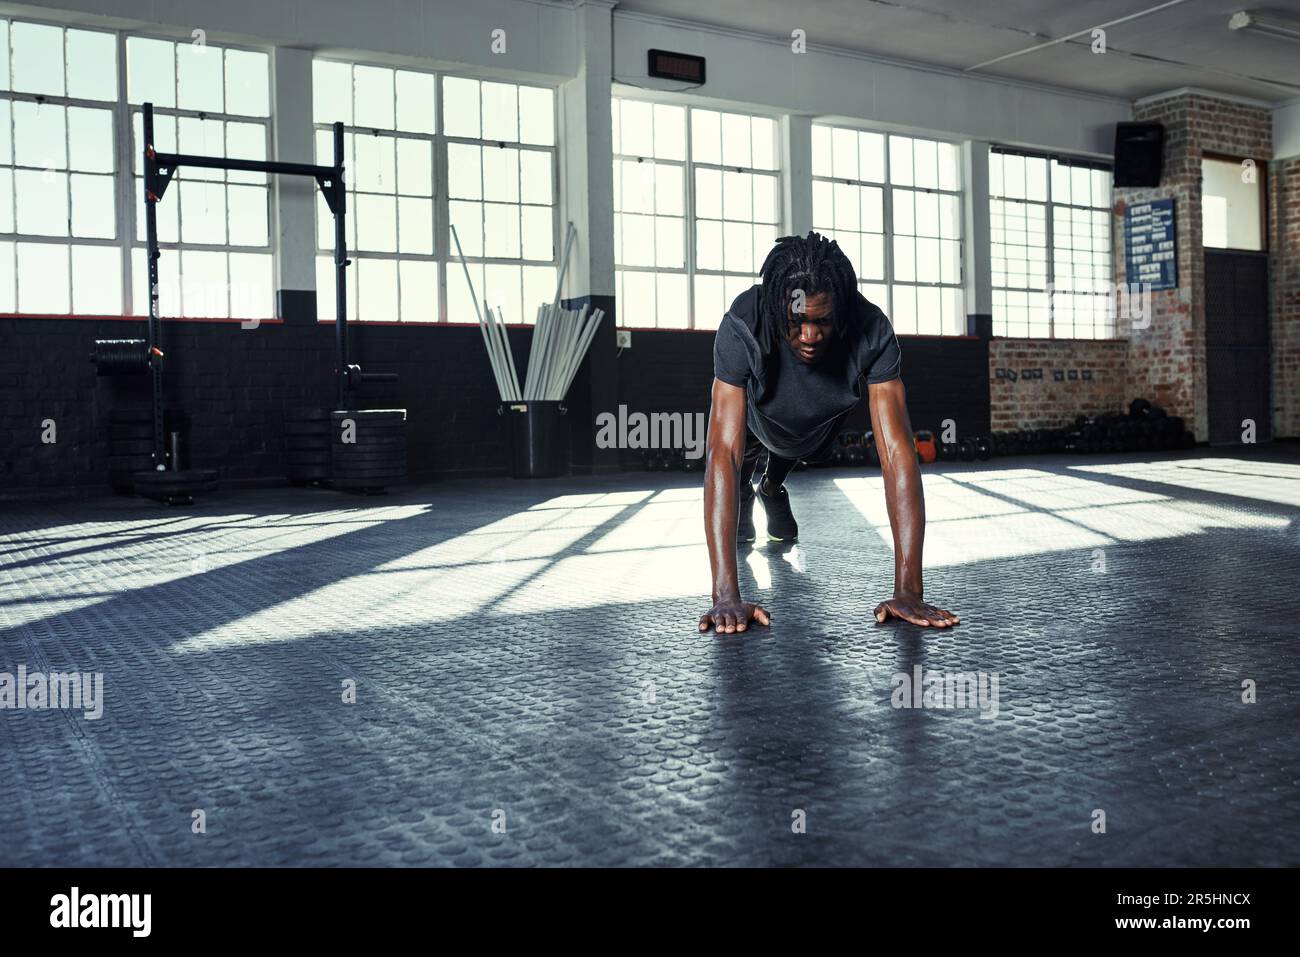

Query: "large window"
left=612, top=98, right=779, bottom=330
left=812, top=125, right=964, bottom=335
left=0, top=19, right=121, bottom=315
left=128, top=36, right=272, bottom=320
left=313, top=61, right=556, bottom=323
left=990, top=149, right=1113, bottom=339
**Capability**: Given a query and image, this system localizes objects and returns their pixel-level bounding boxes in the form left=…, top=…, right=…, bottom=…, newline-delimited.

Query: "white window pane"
left=178, top=117, right=224, bottom=181
left=483, top=202, right=521, bottom=258
left=812, top=180, right=832, bottom=229
left=657, top=273, right=688, bottom=328
left=18, top=242, right=70, bottom=312
left=892, top=190, right=914, bottom=236
left=397, top=139, right=433, bottom=196
left=16, top=170, right=67, bottom=235
left=1002, top=153, right=1025, bottom=200
left=720, top=113, right=751, bottom=168
left=443, top=76, right=480, bottom=138
left=0, top=241, right=15, bottom=312
left=398, top=196, right=434, bottom=254
left=752, top=224, right=777, bottom=273
left=481, top=81, right=519, bottom=142
left=696, top=220, right=721, bottom=270
left=861, top=234, right=886, bottom=281
left=14, top=101, right=66, bottom=169
left=621, top=270, right=655, bottom=328
left=915, top=238, right=940, bottom=283
left=228, top=252, right=273, bottom=318
left=355, top=133, right=396, bottom=193
left=224, top=49, right=269, bottom=117
left=862, top=282, right=888, bottom=313
left=622, top=213, right=654, bottom=266
left=356, top=193, right=397, bottom=252
left=889, top=136, right=913, bottom=186
left=722, top=171, right=752, bottom=221
left=1026, top=156, right=1048, bottom=202
left=13, top=22, right=64, bottom=97
left=132, top=113, right=176, bottom=175
left=127, top=37, right=175, bottom=107
left=751, top=117, right=777, bottom=171
left=67, top=29, right=117, bottom=101
left=861, top=186, right=884, bottom=234
left=859, top=132, right=886, bottom=183
left=915, top=191, right=939, bottom=238
left=940, top=239, right=960, bottom=285
left=313, top=61, right=353, bottom=126
left=316, top=255, right=352, bottom=323
left=610, top=98, right=621, bottom=154
left=892, top=284, right=917, bottom=334
left=358, top=257, right=398, bottom=320
left=937, top=142, right=959, bottom=191
left=180, top=181, right=227, bottom=244
left=916, top=286, right=941, bottom=334
left=693, top=274, right=724, bottom=330
left=520, top=264, right=554, bottom=319
left=939, top=194, right=960, bottom=240
left=619, top=160, right=652, bottom=215
left=832, top=232, right=861, bottom=277
left=225, top=122, right=266, bottom=185
left=654, top=163, right=683, bottom=216
left=521, top=205, right=552, bottom=261
left=447, top=143, right=482, bottom=200
left=989, top=153, right=1004, bottom=198
left=893, top=236, right=915, bottom=282
left=228, top=185, right=268, bottom=246
left=484, top=263, right=522, bottom=323
left=913, top=138, right=938, bottom=190
left=67, top=107, right=113, bottom=174
left=518, top=85, right=554, bottom=146
left=812, top=126, right=832, bottom=178
left=831, top=127, right=857, bottom=180
left=448, top=201, right=483, bottom=258
left=482, top=146, right=520, bottom=203
left=445, top=259, right=482, bottom=323
left=620, top=100, right=653, bottom=158
left=1092, top=168, right=1111, bottom=209
left=833, top=183, right=859, bottom=231
left=137, top=178, right=178, bottom=242
left=132, top=246, right=180, bottom=316
left=753, top=175, right=777, bottom=224
left=655, top=216, right=684, bottom=269
left=653, top=103, right=686, bottom=161
left=694, top=167, right=721, bottom=220
left=354, top=66, right=396, bottom=129
left=691, top=109, right=720, bottom=165
left=1072, top=166, right=1092, bottom=208
left=0, top=102, right=9, bottom=165
left=399, top=259, right=437, bottom=322
left=519, top=147, right=553, bottom=206
left=180, top=249, right=228, bottom=317
left=177, top=42, right=223, bottom=112
left=0, top=170, right=11, bottom=232
left=71, top=174, right=115, bottom=238
left=396, top=70, right=436, bottom=134
left=723, top=221, right=752, bottom=273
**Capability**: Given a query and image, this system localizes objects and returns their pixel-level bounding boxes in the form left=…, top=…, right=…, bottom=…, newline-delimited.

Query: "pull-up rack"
left=136, top=100, right=395, bottom=472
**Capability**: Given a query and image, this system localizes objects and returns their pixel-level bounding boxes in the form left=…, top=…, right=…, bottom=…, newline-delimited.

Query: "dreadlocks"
left=757, top=231, right=858, bottom=355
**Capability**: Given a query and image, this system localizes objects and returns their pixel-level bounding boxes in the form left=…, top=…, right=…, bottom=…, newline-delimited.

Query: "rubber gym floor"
left=2, top=447, right=1298, bottom=867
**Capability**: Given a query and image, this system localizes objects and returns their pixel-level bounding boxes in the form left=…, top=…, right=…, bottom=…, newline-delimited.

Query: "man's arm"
left=699, top=377, right=770, bottom=634
left=867, top=377, right=960, bottom=628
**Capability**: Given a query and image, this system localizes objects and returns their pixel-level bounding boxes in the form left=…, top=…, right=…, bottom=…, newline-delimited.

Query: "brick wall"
left=1272, top=156, right=1300, bottom=439
left=1115, top=92, right=1273, bottom=440
left=988, top=338, right=1129, bottom=432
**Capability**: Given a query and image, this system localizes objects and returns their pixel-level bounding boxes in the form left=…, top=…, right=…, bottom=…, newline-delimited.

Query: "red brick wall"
left=1272, top=156, right=1300, bottom=438
left=1115, top=93, right=1272, bottom=440
left=989, top=339, right=1129, bottom=431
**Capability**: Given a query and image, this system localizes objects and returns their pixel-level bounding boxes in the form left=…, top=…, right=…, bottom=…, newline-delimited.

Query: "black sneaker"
left=737, top=481, right=757, bottom=543
left=758, top=478, right=798, bottom=542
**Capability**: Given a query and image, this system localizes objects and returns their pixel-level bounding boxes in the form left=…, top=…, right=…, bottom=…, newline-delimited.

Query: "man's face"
left=786, top=290, right=834, bottom=364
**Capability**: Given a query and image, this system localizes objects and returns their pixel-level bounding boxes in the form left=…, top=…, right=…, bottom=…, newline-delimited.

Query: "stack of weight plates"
left=108, top=407, right=186, bottom=493
left=330, top=409, right=407, bottom=492
left=284, top=407, right=332, bottom=485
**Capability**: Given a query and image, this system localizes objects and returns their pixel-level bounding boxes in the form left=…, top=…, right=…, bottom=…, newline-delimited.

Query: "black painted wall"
left=2, top=314, right=988, bottom=492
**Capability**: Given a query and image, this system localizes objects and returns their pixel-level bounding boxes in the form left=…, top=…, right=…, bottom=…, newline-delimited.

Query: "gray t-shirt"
left=712, top=284, right=902, bottom=460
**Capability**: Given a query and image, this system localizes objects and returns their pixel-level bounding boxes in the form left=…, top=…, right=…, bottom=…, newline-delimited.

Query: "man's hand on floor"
left=874, top=592, right=960, bottom=628
left=699, top=598, right=771, bottom=634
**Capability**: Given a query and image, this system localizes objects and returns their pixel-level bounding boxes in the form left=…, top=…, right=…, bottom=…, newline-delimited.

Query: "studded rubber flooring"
left=2, top=448, right=1298, bottom=867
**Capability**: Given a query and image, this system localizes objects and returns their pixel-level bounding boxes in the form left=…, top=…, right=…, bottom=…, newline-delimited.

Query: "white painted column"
left=270, top=47, right=317, bottom=317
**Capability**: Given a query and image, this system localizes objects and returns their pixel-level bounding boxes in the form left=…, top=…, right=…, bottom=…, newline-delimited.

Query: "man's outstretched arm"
left=700, top=377, right=770, bottom=634
left=867, top=377, right=960, bottom=628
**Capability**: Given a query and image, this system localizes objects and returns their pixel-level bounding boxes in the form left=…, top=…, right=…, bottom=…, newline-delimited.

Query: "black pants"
left=739, top=411, right=849, bottom=491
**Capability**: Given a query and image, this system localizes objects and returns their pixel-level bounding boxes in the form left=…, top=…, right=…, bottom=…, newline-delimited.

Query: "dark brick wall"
left=2, top=315, right=989, bottom=492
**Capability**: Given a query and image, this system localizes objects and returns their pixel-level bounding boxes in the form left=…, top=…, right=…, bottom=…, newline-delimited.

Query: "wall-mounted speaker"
left=1113, top=122, right=1164, bottom=188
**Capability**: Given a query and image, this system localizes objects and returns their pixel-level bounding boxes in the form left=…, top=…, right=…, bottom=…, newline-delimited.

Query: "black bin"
left=503, top=401, right=568, bottom=478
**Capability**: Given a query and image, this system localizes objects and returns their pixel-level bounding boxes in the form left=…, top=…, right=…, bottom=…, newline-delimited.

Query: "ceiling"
left=614, top=0, right=1300, bottom=103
